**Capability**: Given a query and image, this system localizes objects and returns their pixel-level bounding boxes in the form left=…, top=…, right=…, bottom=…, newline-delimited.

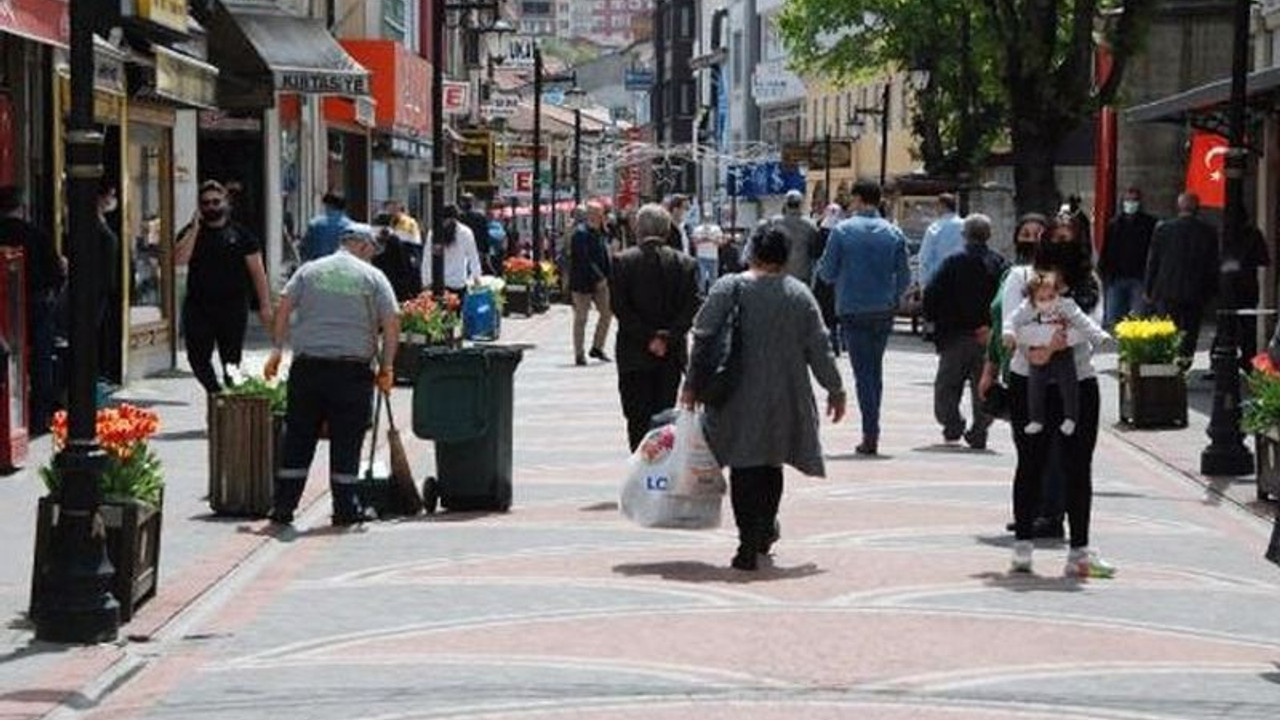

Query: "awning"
left=128, top=44, right=220, bottom=109
left=208, top=6, right=370, bottom=110
left=0, top=0, right=70, bottom=48
left=1125, top=66, right=1280, bottom=136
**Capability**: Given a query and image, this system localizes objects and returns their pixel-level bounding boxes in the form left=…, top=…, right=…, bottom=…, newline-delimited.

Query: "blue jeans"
left=697, top=257, right=719, bottom=294
left=841, top=315, right=894, bottom=437
left=1104, top=277, right=1145, bottom=328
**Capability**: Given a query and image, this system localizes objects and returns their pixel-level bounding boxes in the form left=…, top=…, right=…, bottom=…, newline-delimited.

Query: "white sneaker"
left=1025, top=422, right=1044, bottom=435
left=1060, top=419, right=1077, bottom=436
left=1010, top=541, right=1033, bottom=573
left=1064, top=548, right=1116, bottom=579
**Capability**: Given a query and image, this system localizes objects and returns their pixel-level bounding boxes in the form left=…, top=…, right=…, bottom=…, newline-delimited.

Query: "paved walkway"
left=3, top=307, right=1280, bottom=719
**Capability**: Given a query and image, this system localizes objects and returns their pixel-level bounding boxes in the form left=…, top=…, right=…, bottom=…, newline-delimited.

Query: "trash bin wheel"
left=422, top=477, right=439, bottom=515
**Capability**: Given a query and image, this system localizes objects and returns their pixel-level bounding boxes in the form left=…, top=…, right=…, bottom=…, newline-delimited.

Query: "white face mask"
left=1122, top=200, right=1140, bottom=215
left=1035, top=299, right=1056, bottom=314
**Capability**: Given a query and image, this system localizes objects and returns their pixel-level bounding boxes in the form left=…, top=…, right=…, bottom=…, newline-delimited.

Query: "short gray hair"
left=963, top=214, right=992, bottom=243
left=635, top=203, right=672, bottom=241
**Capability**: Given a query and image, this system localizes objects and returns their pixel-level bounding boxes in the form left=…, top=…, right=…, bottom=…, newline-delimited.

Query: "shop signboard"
left=511, top=169, right=534, bottom=195
left=458, top=130, right=493, bottom=186
left=153, top=45, right=217, bottom=109
left=481, top=92, right=519, bottom=119
left=726, top=160, right=805, bottom=199
left=624, top=68, right=653, bottom=92
left=506, top=36, right=535, bottom=67
left=277, top=71, right=370, bottom=96
left=124, top=0, right=188, bottom=35
left=442, top=80, right=470, bottom=115
left=0, top=0, right=70, bottom=47
left=354, top=96, right=376, bottom=128
left=751, top=59, right=806, bottom=106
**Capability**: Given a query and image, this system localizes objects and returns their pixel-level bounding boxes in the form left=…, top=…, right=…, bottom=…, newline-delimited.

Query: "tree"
left=780, top=0, right=1156, bottom=215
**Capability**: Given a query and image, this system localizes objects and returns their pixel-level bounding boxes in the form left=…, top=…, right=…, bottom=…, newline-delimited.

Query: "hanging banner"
left=1184, top=131, right=1228, bottom=209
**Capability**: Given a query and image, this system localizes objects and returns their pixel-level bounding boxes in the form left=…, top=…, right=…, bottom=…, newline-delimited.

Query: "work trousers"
left=184, top=299, right=248, bottom=394
left=730, top=465, right=784, bottom=552
left=273, top=358, right=374, bottom=520
left=1155, top=301, right=1203, bottom=361
left=619, top=364, right=683, bottom=451
left=572, top=281, right=613, bottom=358
left=1010, top=374, right=1100, bottom=549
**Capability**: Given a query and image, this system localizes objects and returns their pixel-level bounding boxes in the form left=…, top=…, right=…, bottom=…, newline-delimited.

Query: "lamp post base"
left=33, top=508, right=120, bottom=644
left=1200, top=443, right=1255, bottom=477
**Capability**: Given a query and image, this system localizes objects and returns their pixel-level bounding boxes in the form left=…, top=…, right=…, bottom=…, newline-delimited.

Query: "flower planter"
left=1118, top=362, right=1188, bottom=429
left=504, top=284, right=533, bottom=318
left=30, top=495, right=163, bottom=623
left=208, top=394, right=281, bottom=517
left=1256, top=430, right=1280, bottom=501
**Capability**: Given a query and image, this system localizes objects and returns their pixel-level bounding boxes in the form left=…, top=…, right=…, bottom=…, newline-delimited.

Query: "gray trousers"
left=572, top=281, right=613, bottom=358
left=934, top=333, right=991, bottom=441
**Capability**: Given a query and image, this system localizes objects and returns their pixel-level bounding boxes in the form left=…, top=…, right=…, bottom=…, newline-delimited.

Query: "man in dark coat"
left=570, top=202, right=614, bottom=366
left=923, top=214, right=1008, bottom=450
left=611, top=203, right=701, bottom=451
left=1098, top=186, right=1158, bottom=327
left=1144, top=192, right=1219, bottom=365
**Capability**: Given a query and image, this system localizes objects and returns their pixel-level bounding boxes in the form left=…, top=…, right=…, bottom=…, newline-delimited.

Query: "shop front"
left=205, top=4, right=370, bottom=289
left=338, top=40, right=433, bottom=222
left=0, top=0, right=63, bottom=234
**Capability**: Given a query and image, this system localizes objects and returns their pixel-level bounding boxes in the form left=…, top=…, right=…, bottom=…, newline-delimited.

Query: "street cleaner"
left=264, top=225, right=400, bottom=527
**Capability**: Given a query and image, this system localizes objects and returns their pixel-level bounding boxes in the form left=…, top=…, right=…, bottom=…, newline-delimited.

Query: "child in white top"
left=1004, top=271, right=1110, bottom=436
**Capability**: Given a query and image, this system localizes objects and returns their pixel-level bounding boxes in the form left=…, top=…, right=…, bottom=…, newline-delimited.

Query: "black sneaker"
left=589, top=348, right=612, bottom=363
left=574, top=355, right=587, bottom=367
left=730, top=548, right=758, bottom=571
left=332, top=508, right=375, bottom=527
left=963, top=430, right=987, bottom=450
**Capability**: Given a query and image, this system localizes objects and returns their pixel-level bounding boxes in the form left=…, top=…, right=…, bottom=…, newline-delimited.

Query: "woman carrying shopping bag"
left=682, top=223, right=847, bottom=571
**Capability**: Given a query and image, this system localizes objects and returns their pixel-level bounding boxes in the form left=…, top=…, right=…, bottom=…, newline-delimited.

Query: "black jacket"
left=922, top=243, right=1008, bottom=339
left=610, top=240, right=701, bottom=373
left=1144, top=215, right=1219, bottom=307
left=1098, top=211, right=1157, bottom=281
left=569, top=224, right=611, bottom=293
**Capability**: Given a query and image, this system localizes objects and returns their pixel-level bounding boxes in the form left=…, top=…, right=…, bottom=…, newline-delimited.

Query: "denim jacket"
left=817, top=210, right=911, bottom=318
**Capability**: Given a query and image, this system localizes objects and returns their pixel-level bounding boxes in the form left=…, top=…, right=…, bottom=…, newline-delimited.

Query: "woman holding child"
left=983, top=214, right=1115, bottom=578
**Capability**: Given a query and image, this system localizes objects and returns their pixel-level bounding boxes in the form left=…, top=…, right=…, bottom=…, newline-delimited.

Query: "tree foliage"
left=779, top=0, right=1157, bottom=214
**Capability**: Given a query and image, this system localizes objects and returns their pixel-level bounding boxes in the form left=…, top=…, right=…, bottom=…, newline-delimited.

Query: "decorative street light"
left=1202, top=0, right=1254, bottom=478
left=430, top=0, right=510, bottom=298
left=531, top=44, right=578, bottom=309
left=34, top=0, right=119, bottom=643
left=853, top=81, right=892, bottom=188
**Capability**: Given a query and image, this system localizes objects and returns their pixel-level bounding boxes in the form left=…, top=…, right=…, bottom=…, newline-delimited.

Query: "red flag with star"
left=1185, top=131, right=1228, bottom=208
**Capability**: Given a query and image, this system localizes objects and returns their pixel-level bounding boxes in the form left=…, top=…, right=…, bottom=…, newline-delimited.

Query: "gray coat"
left=688, top=272, right=844, bottom=476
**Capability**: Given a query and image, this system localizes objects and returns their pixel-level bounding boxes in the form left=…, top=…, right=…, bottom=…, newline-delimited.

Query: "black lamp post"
left=853, top=82, right=891, bottom=188
left=573, top=107, right=583, bottom=207
left=1201, top=0, right=1253, bottom=477
left=530, top=45, right=580, bottom=308
left=34, top=0, right=119, bottom=643
left=430, top=0, right=509, bottom=298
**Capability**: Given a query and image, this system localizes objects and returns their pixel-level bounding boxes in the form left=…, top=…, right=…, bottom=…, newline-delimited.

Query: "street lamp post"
left=823, top=129, right=832, bottom=207
left=573, top=108, right=583, bottom=207
left=530, top=45, right=581, bottom=308
left=34, top=0, right=119, bottom=644
left=1201, top=0, right=1254, bottom=478
left=854, top=81, right=891, bottom=187
left=431, top=0, right=509, bottom=298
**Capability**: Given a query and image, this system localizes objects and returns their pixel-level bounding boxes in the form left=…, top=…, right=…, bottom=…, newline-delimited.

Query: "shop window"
left=126, top=122, right=171, bottom=330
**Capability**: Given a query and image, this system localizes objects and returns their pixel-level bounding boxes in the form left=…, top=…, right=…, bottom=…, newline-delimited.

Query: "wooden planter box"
left=30, top=496, right=162, bottom=623
left=209, top=395, right=280, bottom=517
left=1119, top=363, right=1188, bottom=429
left=1256, top=431, right=1280, bottom=501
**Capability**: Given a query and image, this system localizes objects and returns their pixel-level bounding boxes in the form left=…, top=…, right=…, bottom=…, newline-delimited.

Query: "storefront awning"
left=1125, top=66, right=1280, bottom=136
left=0, top=0, right=70, bottom=48
left=208, top=6, right=370, bottom=110
left=128, top=44, right=220, bottom=110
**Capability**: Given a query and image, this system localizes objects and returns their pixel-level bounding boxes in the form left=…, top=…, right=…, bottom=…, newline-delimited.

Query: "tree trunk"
left=1010, top=124, right=1061, bottom=217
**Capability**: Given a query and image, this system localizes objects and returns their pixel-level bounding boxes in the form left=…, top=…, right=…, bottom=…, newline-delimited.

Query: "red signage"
left=1185, top=131, right=1228, bottom=209
left=338, top=40, right=431, bottom=137
left=512, top=170, right=533, bottom=194
left=442, top=81, right=469, bottom=116
left=0, top=0, right=70, bottom=48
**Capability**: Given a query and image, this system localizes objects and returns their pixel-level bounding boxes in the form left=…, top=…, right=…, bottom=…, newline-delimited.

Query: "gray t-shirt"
left=284, top=249, right=398, bottom=361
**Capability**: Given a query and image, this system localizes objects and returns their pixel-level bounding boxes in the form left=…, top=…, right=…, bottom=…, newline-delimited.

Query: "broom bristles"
left=387, top=427, right=423, bottom=515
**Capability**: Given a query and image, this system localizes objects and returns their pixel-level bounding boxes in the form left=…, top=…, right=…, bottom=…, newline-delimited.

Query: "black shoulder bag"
left=694, top=276, right=744, bottom=407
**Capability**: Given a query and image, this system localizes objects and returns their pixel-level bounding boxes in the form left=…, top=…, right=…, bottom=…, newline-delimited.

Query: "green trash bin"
left=411, top=345, right=523, bottom=513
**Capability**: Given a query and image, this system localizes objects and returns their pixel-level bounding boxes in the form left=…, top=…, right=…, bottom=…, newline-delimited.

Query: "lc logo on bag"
left=619, top=411, right=725, bottom=530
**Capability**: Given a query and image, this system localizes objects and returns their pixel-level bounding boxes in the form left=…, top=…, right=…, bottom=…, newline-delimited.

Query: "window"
left=382, top=0, right=406, bottom=41
left=679, top=3, right=694, bottom=39
left=732, top=30, right=743, bottom=88
left=125, top=121, right=172, bottom=332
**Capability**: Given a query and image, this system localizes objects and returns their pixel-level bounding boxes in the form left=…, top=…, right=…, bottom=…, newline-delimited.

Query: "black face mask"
left=1035, top=240, right=1084, bottom=274
left=201, top=207, right=228, bottom=223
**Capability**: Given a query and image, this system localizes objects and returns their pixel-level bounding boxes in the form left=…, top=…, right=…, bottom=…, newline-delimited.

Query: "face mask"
left=101, top=197, right=118, bottom=215
left=1035, top=299, right=1056, bottom=314
left=1122, top=200, right=1140, bottom=215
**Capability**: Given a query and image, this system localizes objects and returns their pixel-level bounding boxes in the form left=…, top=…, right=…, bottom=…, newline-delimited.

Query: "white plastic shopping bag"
left=670, top=410, right=727, bottom=498
left=619, top=414, right=723, bottom=529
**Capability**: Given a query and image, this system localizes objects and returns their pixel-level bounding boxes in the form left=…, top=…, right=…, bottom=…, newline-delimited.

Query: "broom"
left=383, top=391, right=424, bottom=516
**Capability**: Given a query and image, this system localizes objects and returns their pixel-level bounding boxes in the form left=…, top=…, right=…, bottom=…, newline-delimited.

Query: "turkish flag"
left=1185, top=131, right=1228, bottom=208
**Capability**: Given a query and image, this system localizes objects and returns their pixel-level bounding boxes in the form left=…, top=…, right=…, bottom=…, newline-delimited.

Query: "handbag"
left=694, top=276, right=743, bottom=407
left=981, top=381, right=1011, bottom=421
